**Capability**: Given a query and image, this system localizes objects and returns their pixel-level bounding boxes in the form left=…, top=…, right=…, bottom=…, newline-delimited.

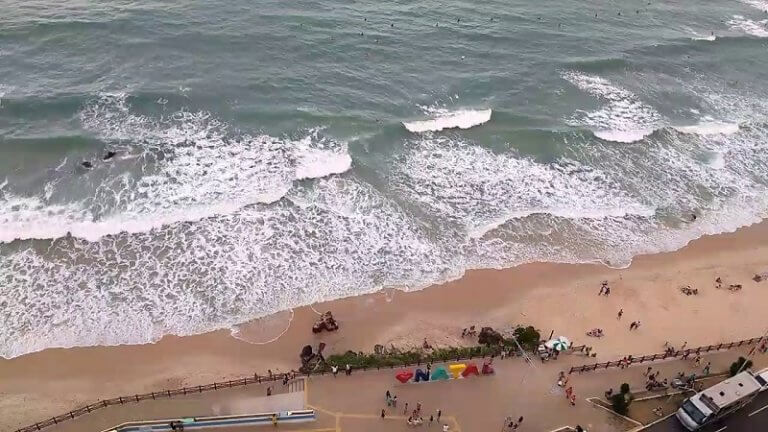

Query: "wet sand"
left=1, top=221, right=767, bottom=430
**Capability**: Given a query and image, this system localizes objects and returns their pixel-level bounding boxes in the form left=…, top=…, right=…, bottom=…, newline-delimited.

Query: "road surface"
left=644, top=390, right=768, bottom=432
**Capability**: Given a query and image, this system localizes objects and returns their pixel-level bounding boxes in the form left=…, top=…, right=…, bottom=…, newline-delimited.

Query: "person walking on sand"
left=386, top=390, right=391, bottom=403
left=437, top=409, right=442, bottom=423
left=565, top=386, right=573, bottom=399
left=429, top=415, right=434, bottom=426
left=569, top=393, right=576, bottom=406
left=617, top=308, right=623, bottom=319
left=331, top=365, right=338, bottom=376
left=267, top=386, right=272, bottom=396
left=703, top=362, right=711, bottom=375
left=644, top=366, right=652, bottom=376
left=605, top=286, right=611, bottom=295
left=345, top=364, right=351, bottom=375
left=599, top=284, right=605, bottom=295
left=381, top=409, right=385, bottom=419
left=404, top=402, right=408, bottom=415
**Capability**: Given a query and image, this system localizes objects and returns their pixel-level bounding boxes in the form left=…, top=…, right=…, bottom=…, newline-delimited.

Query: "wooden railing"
left=568, top=336, right=764, bottom=374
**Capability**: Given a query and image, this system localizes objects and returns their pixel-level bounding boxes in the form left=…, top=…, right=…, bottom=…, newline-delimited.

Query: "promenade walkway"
left=36, top=346, right=768, bottom=432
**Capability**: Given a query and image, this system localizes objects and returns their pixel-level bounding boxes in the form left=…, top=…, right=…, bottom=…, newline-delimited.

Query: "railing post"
left=214, top=382, right=217, bottom=390
left=151, top=392, right=156, bottom=400
left=118, top=397, right=123, bottom=404
left=167, top=390, right=171, bottom=397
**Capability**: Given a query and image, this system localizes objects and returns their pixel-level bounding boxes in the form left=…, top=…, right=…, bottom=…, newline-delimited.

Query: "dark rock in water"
left=81, top=161, right=93, bottom=169
left=103, top=151, right=117, bottom=161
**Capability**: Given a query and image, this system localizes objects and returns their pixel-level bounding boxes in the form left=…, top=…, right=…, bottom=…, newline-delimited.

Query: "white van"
left=676, top=371, right=762, bottom=430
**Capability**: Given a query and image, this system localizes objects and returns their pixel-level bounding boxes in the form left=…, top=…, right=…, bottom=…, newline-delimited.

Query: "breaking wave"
left=403, top=109, right=492, bottom=133
left=0, top=93, right=352, bottom=243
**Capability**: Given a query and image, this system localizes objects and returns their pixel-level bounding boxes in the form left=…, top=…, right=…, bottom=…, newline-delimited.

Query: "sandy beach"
left=2, top=221, right=768, bottom=430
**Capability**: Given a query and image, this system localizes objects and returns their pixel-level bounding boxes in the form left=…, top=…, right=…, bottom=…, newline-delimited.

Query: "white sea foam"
left=674, top=122, right=740, bottom=136
left=403, top=109, right=492, bottom=133
left=0, top=94, right=352, bottom=243
left=691, top=34, right=717, bottom=41
left=593, top=129, right=656, bottom=143
left=740, top=0, right=768, bottom=11
left=562, top=71, right=663, bottom=143
left=0, top=177, right=455, bottom=358
left=390, top=136, right=656, bottom=239
left=3, top=80, right=768, bottom=360
left=728, top=15, right=768, bottom=37
left=707, top=152, right=726, bottom=169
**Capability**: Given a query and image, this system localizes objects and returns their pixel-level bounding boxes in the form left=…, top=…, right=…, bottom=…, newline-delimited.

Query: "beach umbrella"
left=544, top=336, right=571, bottom=351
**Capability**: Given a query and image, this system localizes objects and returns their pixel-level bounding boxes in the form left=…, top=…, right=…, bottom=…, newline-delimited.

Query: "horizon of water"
left=1, top=0, right=768, bottom=358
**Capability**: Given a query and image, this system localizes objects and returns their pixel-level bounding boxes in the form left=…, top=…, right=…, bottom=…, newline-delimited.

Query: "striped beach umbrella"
left=544, top=336, right=571, bottom=351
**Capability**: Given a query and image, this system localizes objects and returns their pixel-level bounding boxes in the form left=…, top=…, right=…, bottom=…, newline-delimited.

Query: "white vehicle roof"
left=698, top=371, right=761, bottom=410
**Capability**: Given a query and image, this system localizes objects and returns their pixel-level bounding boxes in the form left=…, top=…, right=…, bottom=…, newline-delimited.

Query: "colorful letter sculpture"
left=462, top=362, right=479, bottom=377
left=395, top=370, right=414, bottom=383
left=394, top=361, right=492, bottom=384
left=430, top=366, right=450, bottom=381
left=448, top=363, right=466, bottom=379
left=414, top=368, right=430, bottom=382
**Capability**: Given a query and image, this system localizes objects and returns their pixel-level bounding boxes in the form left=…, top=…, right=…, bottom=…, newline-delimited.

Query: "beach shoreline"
left=1, top=220, right=768, bottom=430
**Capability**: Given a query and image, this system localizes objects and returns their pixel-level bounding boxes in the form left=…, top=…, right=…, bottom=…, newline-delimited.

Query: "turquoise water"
left=1, top=0, right=768, bottom=358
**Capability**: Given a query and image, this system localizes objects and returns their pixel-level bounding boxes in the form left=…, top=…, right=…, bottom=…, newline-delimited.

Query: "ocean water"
left=1, top=0, right=768, bottom=359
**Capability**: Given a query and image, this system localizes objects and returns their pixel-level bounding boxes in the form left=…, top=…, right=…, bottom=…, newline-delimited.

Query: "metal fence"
left=568, top=336, right=764, bottom=374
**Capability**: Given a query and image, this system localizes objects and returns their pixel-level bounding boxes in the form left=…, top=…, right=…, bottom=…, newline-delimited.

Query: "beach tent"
left=544, top=336, right=571, bottom=351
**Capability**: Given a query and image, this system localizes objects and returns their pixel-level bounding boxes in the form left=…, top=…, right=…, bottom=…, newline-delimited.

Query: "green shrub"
left=729, top=356, right=753, bottom=377
left=611, top=383, right=633, bottom=415
left=512, top=326, right=541, bottom=351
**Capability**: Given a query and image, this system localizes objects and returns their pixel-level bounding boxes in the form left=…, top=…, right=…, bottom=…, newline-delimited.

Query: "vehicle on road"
left=676, top=371, right=762, bottom=430
left=754, top=367, right=768, bottom=392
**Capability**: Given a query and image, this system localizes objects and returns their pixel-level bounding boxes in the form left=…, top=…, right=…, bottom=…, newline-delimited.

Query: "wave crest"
left=0, top=93, right=351, bottom=243
left=403, top=109, right=492, bottom=133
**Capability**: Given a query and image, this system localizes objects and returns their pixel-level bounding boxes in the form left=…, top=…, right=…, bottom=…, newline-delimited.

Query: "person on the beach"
left=437, top=409, right=442, bottom=422
left=381, top=409, right=385, bottom=419
left=429, top=415, right=434, bottom=426
left=605, top=286, right=611, bottom=295
left=331, top=365, right=338, bottom=376
left=644, top=366, right=652, bottom=376
left=416, top=402, right=422, bottom=413
left=565, top=386, right=573, bottom=398
left=569, top=393, right=576, bottom=406
left=404, top=402, right=409, bottom=415
left=703, top=362, right=711, bottom=375
left=617, top=308, right=623, bottom=319
left=267, top=386, right=272, bottom=396
left=345, top=364, right=351, bottom=375
left=271, top=414, right=278, bottom=426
